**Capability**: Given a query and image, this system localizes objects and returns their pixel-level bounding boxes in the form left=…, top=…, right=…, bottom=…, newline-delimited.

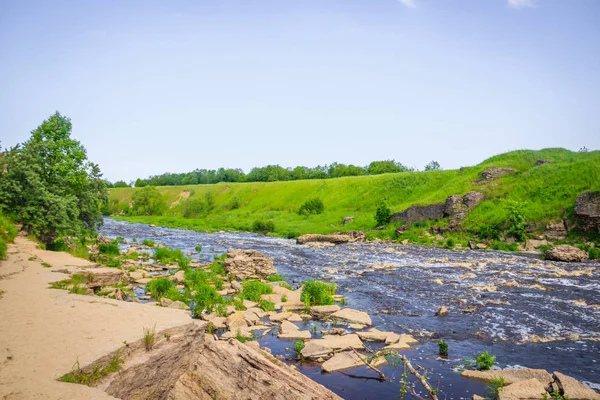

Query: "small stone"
left=435, top=306, right=448, bottom=316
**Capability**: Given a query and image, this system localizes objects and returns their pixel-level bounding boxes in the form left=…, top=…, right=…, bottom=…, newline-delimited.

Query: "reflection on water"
left=101, top=218, right=600, bottom=399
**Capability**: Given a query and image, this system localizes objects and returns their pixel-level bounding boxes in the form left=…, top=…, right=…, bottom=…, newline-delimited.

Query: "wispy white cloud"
left=508, top=0, right=535, bottom=9
left=398, top=0, right=417, bottom=8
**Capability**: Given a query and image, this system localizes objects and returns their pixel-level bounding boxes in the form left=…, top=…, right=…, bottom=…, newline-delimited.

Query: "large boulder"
left=574, top=191, right=600, bottom=234
left=553, top=371, right=600, bottom=400
left=224, top=249, right=277, bottom=280
left=498, top=378, right=548, bottom=400
left=105, top=324, right=342, bottom=400
left=545, top=245, right=589, bottom=263
left=83, top=268, right=124, bottom=289
left=331, top=308, right=372, bottom=326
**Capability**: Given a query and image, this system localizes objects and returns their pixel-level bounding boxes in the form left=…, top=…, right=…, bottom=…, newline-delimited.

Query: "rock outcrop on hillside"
left=574, top=191, right=600, bottom=234
left=390, top=192, right=483, bottom=228
left=224, top=249, right=277, bottom=280
left=104, top=323, right=341, bottom=400
left=479, top=167, right=516, bottom=181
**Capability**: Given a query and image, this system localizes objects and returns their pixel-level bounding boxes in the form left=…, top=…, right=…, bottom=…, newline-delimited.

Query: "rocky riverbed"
left=99, top=218, right=600, bottom=399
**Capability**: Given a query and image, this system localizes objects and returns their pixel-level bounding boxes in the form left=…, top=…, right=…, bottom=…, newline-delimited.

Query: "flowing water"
left=100, top=218, right=600, bottom=399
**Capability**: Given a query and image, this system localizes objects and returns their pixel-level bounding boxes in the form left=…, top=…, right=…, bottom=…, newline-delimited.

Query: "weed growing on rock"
left=41, top=262, right=52, bottom=268
left=294, top=340, right=305, bottom=356
left=234, top=330, right=253, bottom=343
left=301, top=280, right=336, bottom=306
left=142, top=239, right=155, bottom=247
left=281, top=294, right=288, bottom=303
left=438, top=340, right=448, bottom=356
left=475, top=351, right=496, bottom=370
left=191, top=284, right=224, bottom=316
left=143, top=325, right=156, bottom=351
left=486, top=377, right=505, bottom=400
left=233, top=296, right=246, bottom=311
left=195, top=245, right=202, bottom=251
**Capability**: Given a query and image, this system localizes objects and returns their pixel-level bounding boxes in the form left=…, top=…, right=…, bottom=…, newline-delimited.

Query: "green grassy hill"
left=108, top=148, right=600, bottom=248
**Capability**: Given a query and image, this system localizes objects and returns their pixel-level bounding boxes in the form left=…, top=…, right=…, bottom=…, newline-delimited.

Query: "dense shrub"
left=444, top=238, right=455, bottom=249
left=477, top=224, right=501, bottom=240
left=374, top=200, right=392, bottom=227
left=298, top=198, right=324, bottom=215
left=241, top=280, right=273, bottom=302
left=301, top=280, right=336, bottom=306
left=99, top=242, right=120, bottom=255
left=475, top=351, right=496, bottom=370
left=252, top=220, right=275, bottom=234
left=505, top=200, right=527, bottom=242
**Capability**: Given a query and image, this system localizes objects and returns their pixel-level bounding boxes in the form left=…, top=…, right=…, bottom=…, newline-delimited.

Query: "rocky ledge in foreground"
left=463, top=368, right=600, bottom=400
left=81, top=323, right=341, bottom=400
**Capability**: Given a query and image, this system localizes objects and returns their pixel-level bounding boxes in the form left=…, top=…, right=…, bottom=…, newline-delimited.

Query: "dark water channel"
left=100, top=218, right=600, bottom=399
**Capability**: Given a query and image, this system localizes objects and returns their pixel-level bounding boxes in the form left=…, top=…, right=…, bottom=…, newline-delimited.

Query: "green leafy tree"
left=424, top=160, right=441, bottom=171
left=0, top=112, right=108, bottom=244
left=131, top=186, right=165, bottom=216
left=113, top=180, right=130, bottom=188
left=374, top=200, right=392, bottom=227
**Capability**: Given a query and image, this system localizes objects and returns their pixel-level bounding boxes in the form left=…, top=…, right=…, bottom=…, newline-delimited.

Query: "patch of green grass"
left=301, top=280, right=336, bottom=306
left=258, top=299, right=276, bottom=311
left=59, top=352, right=124, bottom=385
left=233, top=296, right=246, bottom=311
left=41, top=262, right=52, bottom=268
left=241, top=280, right=273, bottom=302
left=267, top=274, right=284, bottom=282
left=142, top=239, right=155, bottom=247
left=153, top=247, right=190, bottom=267
left=234, top=329, right=254, bottom=343
left=281, top=294, right=288, bottom=303
left=143, top=325, right=156, bottom=351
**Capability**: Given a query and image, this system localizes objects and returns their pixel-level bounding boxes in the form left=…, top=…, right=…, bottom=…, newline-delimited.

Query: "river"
left=100, top=217, right=600, bottom=399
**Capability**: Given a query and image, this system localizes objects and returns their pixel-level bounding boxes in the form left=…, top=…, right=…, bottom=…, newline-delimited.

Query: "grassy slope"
left=109, top=148, right=600, bottom=239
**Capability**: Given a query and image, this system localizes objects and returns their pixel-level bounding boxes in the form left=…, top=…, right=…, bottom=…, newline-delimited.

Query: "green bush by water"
left=301, top=280, right=336, bottom=306
left=241, top=280, right=273, bottom=302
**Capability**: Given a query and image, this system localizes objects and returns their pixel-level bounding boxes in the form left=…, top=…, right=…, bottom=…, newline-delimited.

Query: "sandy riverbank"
left=0, top=237, right=192, bottom=399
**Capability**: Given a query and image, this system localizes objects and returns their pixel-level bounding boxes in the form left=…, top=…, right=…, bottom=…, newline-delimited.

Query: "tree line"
left=112, top=160, right=442, bottom=188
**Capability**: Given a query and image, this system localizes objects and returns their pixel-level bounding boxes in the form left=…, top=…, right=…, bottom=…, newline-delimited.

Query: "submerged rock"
left=461, top=368, right=553, bottom=386
left=331, top=308, right=372, bottom=326
left=321, top=351, right=364, bottom=372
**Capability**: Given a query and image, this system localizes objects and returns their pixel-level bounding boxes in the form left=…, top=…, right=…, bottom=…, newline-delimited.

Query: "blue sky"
left=1, top=0, right=599, bottom=182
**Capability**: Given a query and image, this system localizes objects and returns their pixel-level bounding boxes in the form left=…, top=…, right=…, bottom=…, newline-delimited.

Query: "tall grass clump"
left=301, top=280, right=336, bottom=306
left=241, top=280, right=273, bottom=302
left=191, top=283, right=224, bottom=317
left=146, top=277, right=174, bottom=300
left=252, top=220, right=275, bottom=234
left=143, top=325, right=156, bottom=351
left=153, top=246, right=190, bottom=268
left=98, top=241, right=120, bottom=255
